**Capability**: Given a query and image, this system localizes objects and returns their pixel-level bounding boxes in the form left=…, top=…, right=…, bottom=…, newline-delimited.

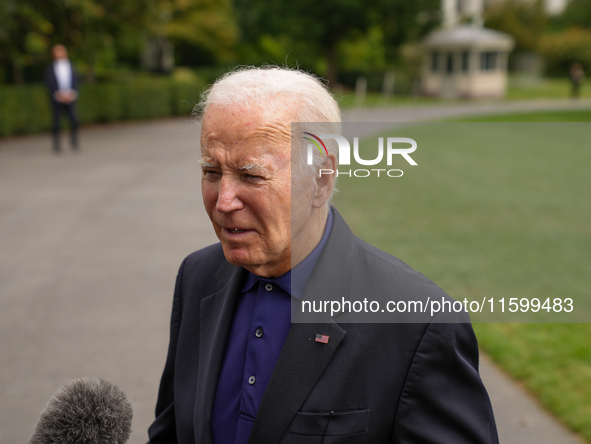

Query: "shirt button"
left=255, top=328, right=264, bottom=338
left=248, top=375, right=256, bottom=385
left=265, top=283, right=273, bottom=291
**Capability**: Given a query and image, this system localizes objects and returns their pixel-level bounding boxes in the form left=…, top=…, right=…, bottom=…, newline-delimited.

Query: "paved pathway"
left=1, top=99, right=588, bottom=443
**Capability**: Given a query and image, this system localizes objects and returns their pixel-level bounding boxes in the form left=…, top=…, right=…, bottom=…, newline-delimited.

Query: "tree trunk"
left=85, top=59, right=95, bottom=83
left=325, top=44, right=338, bottom=89
left=11, top=58, right=24, bottom=84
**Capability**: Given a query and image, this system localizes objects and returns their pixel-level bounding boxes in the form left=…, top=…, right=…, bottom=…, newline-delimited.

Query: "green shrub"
left=193, top=66, right=228, bottom=85
left=78, top=83, right=124, bottom=124
left=0, top=85, right=51, bottom=136
left=122, top=79, right=173, bottom=120
left=0, top=75, right=206, bottom=137
left=540, top=27, right=591, bottom=76
left=171, top=80, right=205, bottom=116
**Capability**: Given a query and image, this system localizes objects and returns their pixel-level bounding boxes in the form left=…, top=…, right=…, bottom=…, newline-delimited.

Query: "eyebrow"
left=198, top=158, right=217, bottom=169
left=237, top=162, right=266, bottom=172
left=198, top=158, right=267, bottom=173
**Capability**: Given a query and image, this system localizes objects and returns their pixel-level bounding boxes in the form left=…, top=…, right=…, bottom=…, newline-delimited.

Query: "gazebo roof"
left=423, top=25, right=515, bottom=50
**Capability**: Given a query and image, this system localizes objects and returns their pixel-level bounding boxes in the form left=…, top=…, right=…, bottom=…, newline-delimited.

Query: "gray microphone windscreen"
left=29, top=378, right=133, bottom=444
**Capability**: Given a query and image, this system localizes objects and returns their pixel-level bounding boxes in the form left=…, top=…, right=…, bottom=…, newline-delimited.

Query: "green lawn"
left=507, top=76, right=591, bottom=100
left=335, top=76, right=591, bottom=106
left=452, top=109, right=591, bottom=122
left=331, top=113, right=591, bottom=440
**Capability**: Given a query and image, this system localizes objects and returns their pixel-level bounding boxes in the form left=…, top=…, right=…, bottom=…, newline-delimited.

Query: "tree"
left=0, top=0, right=154, bottom=83
left=0, top=0, right=54, bottom=83
left=540, top=0, right=591, bottom=76
left=147, top=0, right=238, bottom=67
left=484, top=0, right=548, bottom=53
left=539, top=27, right=591, bottom=75
left=234, top=0, right=439, bottom=87
left=560, top=0, right=591, bottom=29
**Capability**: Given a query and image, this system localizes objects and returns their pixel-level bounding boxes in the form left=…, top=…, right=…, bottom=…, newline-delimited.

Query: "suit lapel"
left=247, top=322, right=346, bottom=443
left=193, top=262, right=246, bottom=444
left=248, top=208, right=355, bottom=443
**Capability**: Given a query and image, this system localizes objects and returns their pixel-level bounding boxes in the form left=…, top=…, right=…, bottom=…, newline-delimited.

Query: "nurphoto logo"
left=303, top=133, right=418, bottom=178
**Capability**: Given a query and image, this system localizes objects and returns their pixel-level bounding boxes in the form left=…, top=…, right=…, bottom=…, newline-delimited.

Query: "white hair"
left=195, top=66, right=341, bottom=178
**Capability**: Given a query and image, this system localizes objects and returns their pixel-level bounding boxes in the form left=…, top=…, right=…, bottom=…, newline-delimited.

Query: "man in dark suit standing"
left=148, top=67, right=499, bottom=443
left=44, top=44, right=79, bottom=153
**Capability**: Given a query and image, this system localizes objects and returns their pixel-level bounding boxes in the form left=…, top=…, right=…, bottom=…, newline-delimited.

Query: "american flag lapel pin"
left=315, top=333, right=329, bottom=344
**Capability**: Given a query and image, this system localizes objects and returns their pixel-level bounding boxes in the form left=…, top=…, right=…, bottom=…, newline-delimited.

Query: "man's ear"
left=311, top=153, right=337, bottom=208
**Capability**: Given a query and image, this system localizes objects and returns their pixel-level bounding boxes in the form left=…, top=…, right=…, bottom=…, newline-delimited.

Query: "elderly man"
left=148, top=67, right=498, bottom=444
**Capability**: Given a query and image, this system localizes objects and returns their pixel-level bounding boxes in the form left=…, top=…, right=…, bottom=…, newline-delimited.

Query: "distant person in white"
left=44, top=44, right=79, bottom=153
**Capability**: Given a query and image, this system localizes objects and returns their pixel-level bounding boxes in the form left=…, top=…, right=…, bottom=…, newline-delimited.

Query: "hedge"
left=539, top=28, right=591, bottom=77
left=0, top=76, right=206, bottom=137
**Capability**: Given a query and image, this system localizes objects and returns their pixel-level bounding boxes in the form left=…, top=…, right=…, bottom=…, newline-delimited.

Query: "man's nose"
left=216, top=177, right=243, bottom=213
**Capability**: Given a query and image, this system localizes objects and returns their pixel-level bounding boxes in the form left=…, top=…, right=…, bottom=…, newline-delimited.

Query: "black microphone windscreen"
left=29, top=378, right=133, bottom=444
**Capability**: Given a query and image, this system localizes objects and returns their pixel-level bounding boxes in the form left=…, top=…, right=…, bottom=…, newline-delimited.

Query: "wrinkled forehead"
left=200, top=99, right=299, bottom=151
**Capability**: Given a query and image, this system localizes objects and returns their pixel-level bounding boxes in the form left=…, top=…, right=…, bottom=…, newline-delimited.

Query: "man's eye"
left=243, top=174, right=263, bottom=182
left=203, top=170, right=221, bottom=178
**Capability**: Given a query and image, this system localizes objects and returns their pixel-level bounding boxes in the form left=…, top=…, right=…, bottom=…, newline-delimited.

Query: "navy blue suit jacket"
left=148, top=208, right=498, bottom=443
left=44, top=62, right=78, bottom=103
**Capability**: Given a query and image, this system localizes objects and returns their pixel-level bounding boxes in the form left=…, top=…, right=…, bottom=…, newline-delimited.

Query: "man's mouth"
left=223, top=227, right=252, bottom=235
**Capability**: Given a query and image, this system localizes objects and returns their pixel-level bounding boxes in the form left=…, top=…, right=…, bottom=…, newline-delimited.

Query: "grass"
left=451, top=109, right=591, bottom=122
left=507, top=76, right=591, bottom=100
left=335, top=76, right=591, bottom=106
left=330, top=112, right=591, bottom=440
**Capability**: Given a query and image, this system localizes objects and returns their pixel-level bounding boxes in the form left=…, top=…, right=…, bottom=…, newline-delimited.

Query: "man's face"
left=200, top=101, right=311, bottom=277
left=52, top=45, right=68, bottom=60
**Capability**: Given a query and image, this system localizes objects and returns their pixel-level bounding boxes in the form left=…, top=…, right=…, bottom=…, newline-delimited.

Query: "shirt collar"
left=241, top=208, right=334, bottom=299
left=241, top=269, right=292, bottom=295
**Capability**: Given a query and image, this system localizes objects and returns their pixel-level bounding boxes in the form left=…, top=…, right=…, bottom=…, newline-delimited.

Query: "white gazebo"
left=421, top=25, right=515, bottom=98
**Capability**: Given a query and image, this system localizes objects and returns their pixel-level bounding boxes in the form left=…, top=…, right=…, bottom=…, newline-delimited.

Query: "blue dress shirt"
left=211, top=210, right=334, bottom=444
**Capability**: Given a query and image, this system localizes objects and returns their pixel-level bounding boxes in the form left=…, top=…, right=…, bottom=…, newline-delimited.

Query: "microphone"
left=29, top=378, right=133, bottom=444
